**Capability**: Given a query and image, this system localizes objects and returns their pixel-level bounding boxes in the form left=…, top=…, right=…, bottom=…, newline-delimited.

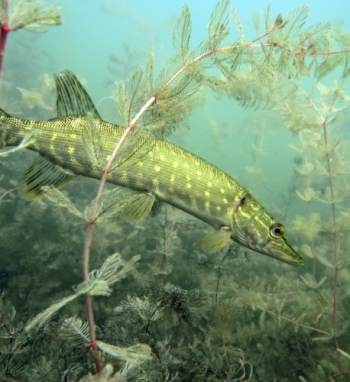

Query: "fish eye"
left=269, top=223, right=284, bottom=239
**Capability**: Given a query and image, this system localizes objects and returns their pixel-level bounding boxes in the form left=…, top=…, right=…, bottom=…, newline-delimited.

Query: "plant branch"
left=0, top=0, right=10, bottom=79
left=294, top=82, right=343, bottom=370
left=241, top=301, right=332, bottom=336
left=324, top=373, right=350, bottom=382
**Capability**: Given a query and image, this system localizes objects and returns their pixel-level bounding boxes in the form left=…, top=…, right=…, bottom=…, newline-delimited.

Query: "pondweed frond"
left=62, top=317, right=152, bottom=365
left=6, top=0, right=61, bottom=31
left=83, top=114, right=106, bottom=170
left=114, top=295, right=165, bottom=322
left=25, top=254, right=140, bottom=332
left=42, top=185, right=86, bottom=221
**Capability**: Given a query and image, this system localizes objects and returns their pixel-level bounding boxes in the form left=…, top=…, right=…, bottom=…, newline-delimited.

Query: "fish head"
left=229, top=194, right=304, bottom=267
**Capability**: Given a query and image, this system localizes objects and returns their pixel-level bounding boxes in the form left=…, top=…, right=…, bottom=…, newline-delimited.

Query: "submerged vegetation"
left=0, top=0, right=62, bottom=79
left=1, top=0, right=350, bottom=380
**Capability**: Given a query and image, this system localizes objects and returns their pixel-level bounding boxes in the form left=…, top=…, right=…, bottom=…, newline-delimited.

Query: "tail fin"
left=0, top=108, right=11, bottom=118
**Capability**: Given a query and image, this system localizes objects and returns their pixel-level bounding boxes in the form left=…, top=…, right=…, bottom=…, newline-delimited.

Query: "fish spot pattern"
left=154, top=165, right=161, bottom=172
left=68, top=147, right=75, bottom=154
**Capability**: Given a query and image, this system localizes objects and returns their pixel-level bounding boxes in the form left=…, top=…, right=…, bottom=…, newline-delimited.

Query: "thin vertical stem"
left=295, top=84, right=342, bottom=369
left=83, top=222, right=101, bottom=373
left=82, top=96, right=156, bottom=373
left=0, top=0, right=10, bottom=79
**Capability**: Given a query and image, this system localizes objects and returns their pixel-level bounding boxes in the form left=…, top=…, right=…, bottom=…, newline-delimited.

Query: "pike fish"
left=0, top=71, right=304, bottom=267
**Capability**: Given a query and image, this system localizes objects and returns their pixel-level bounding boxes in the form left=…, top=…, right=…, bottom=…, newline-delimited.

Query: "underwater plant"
left=0, top=0, right=61, bottom=79
left=1, top=0, right=350, bottom=380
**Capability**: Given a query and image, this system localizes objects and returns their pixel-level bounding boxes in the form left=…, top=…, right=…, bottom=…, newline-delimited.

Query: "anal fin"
left=195, top=226, right=231, bottom=253
left=19, top=155, right=77, bottom=200
left=121, top=192, right=156, bottom=222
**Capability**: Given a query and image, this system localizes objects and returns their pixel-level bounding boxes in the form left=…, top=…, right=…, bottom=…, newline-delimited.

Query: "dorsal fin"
left=53, top=70, right=101, bottom=119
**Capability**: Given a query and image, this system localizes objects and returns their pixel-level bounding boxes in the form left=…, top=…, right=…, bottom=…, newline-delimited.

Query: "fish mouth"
left=264, top=240, right=305, bottom=267
left=229, top=222, right=305, bottom=267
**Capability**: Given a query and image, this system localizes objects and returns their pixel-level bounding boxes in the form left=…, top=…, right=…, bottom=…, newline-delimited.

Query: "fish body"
left=0, top=71, right=304, bottom=267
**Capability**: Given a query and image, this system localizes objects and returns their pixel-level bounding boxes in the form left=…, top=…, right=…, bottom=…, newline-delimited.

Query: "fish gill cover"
left=0, top=0, right=350, bottom=381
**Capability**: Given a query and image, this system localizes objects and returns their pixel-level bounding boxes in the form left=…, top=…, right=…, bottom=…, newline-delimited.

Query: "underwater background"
left=1, top=0, right=350, bottom=380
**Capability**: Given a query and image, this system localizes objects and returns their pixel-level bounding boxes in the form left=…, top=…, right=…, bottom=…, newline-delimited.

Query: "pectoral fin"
left=195, top=226, right=231, bottom=253
left=121, top=192, right=156, bottom=222
left=18, top=155, right=76, bottom=200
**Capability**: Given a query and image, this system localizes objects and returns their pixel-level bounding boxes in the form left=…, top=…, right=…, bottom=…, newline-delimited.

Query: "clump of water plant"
left=1, top=0, right=350, bottom=381
left=0, top=0, right=62, bottom=79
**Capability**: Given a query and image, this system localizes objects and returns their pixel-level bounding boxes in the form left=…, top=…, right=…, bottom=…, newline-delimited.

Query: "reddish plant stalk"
left=0, top=24, right=10, bottom=78
left=324, top=372, right=349, bottom=382
left=83, top=96, right=155, bottom=373
left=0, top=0, right=10, bottom=79
left=84, top=222, right=101, bottom=373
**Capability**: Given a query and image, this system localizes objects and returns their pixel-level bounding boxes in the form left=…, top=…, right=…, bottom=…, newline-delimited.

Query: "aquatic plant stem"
left=83, top=223, right=101, bottom=374
left=324, top=373, right=350, bottom=382
left=295, top=84, right=343, bottom=369
left=83, top=96, right=155, bottom=372
left=0, top=0, right=9, bottom=79
left=240, top=300, right=331, bottom=336
left=0, top=25, right=10, bottom=78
